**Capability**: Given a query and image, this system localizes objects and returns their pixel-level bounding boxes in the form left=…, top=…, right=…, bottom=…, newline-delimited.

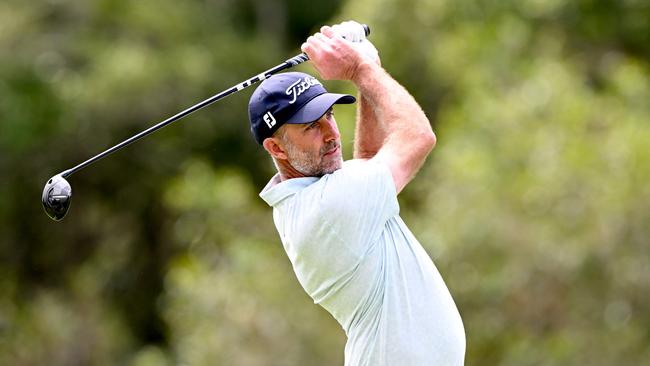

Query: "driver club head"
left=42, top=174, right=72, bottom=221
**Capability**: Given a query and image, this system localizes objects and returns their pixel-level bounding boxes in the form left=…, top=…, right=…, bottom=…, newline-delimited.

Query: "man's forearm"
left=353, top=94, right=386, bottom=159
left=351, top=62, right=433, bottom=150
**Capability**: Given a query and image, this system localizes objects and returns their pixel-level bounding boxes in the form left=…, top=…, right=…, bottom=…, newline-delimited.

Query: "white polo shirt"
left=260, top=159, right=465, bottom=366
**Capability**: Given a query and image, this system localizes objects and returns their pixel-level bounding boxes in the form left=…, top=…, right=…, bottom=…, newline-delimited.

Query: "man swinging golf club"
left=249, top=21, right=466, bottom=365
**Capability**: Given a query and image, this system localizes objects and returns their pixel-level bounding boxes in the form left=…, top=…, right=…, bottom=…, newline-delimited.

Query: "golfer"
left=248, top=23, right=466, bottom=365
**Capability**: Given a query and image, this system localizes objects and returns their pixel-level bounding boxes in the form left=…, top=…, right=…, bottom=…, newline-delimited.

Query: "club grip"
left=286, top=53, right=310, bottom=66
left=285, top=23, right=371, bottom=66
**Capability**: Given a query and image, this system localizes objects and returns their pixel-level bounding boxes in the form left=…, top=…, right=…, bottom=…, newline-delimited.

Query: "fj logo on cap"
left=286, top=77, right=322, bottom=104
left=263, top=111, right=276, bottom=129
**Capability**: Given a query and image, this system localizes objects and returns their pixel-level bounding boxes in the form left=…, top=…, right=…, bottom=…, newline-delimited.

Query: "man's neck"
left=275, top=159, right=308, bottom=181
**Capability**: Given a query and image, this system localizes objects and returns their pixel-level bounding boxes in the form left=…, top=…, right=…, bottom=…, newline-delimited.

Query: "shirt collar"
left=259, top=173, right=319, bottom=207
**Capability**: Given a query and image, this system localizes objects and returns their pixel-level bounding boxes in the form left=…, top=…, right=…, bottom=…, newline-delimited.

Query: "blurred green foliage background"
left=1, top=0, right=649, bottom=364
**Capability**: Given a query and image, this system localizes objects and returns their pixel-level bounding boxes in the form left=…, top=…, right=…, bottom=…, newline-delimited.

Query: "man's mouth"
left=323, top=144, right=339, bottom=157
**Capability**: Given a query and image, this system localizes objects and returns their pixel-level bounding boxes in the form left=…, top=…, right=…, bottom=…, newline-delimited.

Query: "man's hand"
left=301, top=26, right=378, bottom=81
left=331, top=21, right=367, bottom=42
left=331, top=21, right=380, bottom=64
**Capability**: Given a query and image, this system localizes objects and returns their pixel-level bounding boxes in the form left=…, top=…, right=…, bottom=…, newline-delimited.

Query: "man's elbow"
left=418, top=126, right=436, bottom=152
left=408, top=129, right=436, bottom=162
left=425, top=130, right=437, bottom=149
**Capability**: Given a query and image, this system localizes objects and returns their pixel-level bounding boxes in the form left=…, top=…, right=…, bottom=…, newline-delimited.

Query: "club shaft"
left=61, top=53, right=310, bottom=178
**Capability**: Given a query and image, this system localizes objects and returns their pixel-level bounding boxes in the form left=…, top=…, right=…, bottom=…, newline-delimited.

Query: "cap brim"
left=286, top=93, right=356, bottom=124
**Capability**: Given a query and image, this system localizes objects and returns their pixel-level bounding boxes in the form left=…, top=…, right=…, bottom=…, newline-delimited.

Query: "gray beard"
left=286, top=140, right=341, bottom=177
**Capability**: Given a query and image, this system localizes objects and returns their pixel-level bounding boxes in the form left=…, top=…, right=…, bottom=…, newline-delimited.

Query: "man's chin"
left=291, top=157, right=342, bottom=177
left=322, top=160, right=343, bottom=175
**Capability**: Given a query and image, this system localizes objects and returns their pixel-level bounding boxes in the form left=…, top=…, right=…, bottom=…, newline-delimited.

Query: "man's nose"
left=321, top=118, right=340, bottom=141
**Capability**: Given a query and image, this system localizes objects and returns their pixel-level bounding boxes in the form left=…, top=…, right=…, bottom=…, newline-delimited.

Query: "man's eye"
left=306, top=122, right=318, bottom=130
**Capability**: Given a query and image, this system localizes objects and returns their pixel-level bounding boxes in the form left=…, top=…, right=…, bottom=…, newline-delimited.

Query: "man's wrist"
left=351, top=60, right=382, bottom=86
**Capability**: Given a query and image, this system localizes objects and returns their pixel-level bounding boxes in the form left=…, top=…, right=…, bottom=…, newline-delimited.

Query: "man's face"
left=279, top=108, right=343, bottom=177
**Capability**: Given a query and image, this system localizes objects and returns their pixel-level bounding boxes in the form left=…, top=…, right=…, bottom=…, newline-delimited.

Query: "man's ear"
left=262, top=137, right=288, bottom=160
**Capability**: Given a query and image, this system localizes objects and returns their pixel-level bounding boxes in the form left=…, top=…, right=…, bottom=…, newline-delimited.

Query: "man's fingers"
left=314, top=32, right=331, bottom=44
left=302, top=34, right=329, bottom=64
left=301, top=26, right=365, bottom=80
left=321, top=26, right=345, bottom=40
left=321, top=26, right=339, bottom=39
left=308, top=34, right=329, bottom=48
left=302, top=33, right=334, bottom=60
left=300, top=42, right=311, bottom=54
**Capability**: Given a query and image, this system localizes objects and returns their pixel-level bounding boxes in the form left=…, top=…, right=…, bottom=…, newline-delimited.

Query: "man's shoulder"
left=300, top=159, right=378, bottom=198
left=341, top=158, right=370, bottom=169
left=303, top=158, right=397, bottom=217
left=267, top=158, right=394, bottom=213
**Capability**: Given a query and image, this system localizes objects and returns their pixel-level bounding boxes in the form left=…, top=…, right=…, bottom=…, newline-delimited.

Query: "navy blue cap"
left=248, top=72, right=356, bottom=145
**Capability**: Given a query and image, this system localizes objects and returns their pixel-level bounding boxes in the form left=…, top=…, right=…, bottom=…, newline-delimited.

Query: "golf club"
left=42, top=24, right=370, bottom=221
